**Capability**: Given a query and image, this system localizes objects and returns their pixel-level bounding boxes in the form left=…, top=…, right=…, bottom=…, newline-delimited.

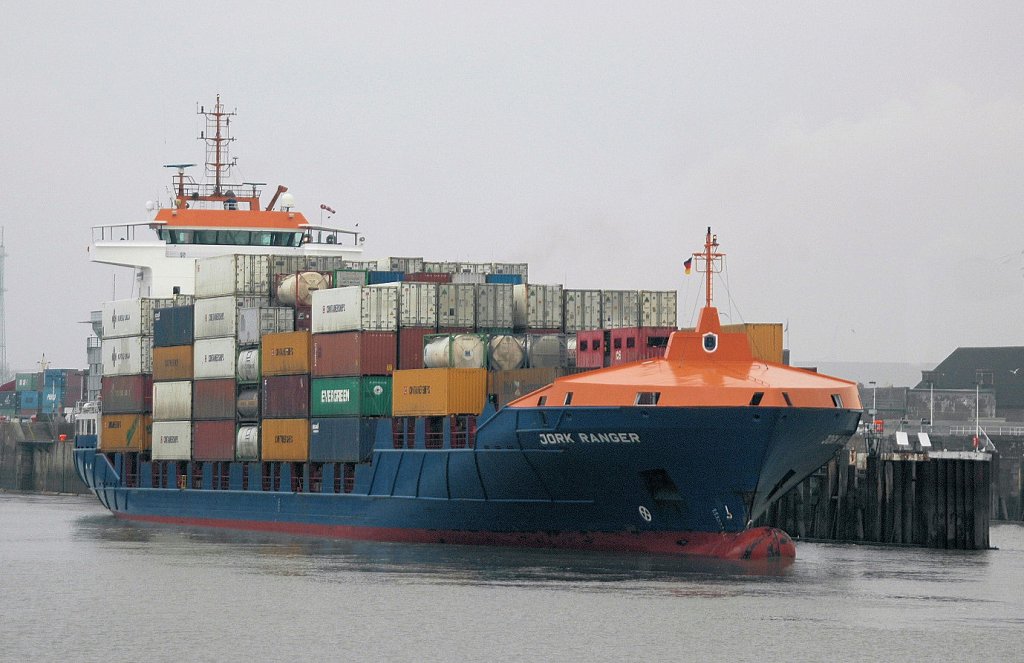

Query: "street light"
left=868, top=380, right=877, bottom=421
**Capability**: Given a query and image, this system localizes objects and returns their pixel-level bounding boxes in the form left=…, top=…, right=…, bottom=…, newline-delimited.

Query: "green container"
left=15, top=372, right=40, bottom=392
left=333, top=269, right=370, bottom=287
left=0, top=407, right=16, bottom=418
left=311, top=376, right=392, bottom=417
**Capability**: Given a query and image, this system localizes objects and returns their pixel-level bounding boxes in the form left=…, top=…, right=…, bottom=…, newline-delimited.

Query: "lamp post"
left=868, top=380, right=877, bottom=422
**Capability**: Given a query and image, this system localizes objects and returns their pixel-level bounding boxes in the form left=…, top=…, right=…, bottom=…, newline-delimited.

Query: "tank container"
left=474, top=284, right=514, bottom=330
left=563, top=289, right=603, bottom=333
left=310, top=376, right=392, bottom=417
left=423, top=334, right=489, bottom=369
left=639, top=291, right=678, bottom=329
left=152, top=381, right=192, bottom=421
left=526, top=334, right=570, bottom=368
left=275, top=272, right=331, bottom=307
left=102, top=336, right=153, bottom=376
left=193, top=338, right=237, bottom=380
left=153, top=305, right=195, bottom=347
left=194, top=254, right=270, bottom=298
left=101, top=297, right=176, bottom=339
left=151, top=420, right=191, bottom=460
left=391, top=368, right=487, bottom=417
left=237, top=389, right=260, bottom=420
left=236, top=426, right=260, bottom=461
left=601, top=290, right=640, bottom=329
left=310, top=417, right=381, bottom=463
left=488, top=335, right=526, bottom=371
left=237, top=307, right=294, bottom=346
left=513, top=284, right=564, bottom=331
left=260, top=418, right=310, bottom=461
left=236, top=349, right=261, bottom=382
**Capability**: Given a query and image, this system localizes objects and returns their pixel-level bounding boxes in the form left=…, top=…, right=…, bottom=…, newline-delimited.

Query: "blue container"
left=485, top=274, right=523, bottom=285
left=153, top=305, right=195, bottom=347
left=366, top=271, right=404, bottom=285
left=309, top=417, right=384, bottom=462
left=0, top=392, right=18, bottom=408
left=43, top=369, right=67, bottom=386
left=41, top=387, right=64, bottom=414
left=19, top=390, right=40, bottom=410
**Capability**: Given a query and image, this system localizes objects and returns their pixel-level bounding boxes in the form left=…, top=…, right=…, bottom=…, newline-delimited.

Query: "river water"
left=1, top=493, right=1021, bottom=662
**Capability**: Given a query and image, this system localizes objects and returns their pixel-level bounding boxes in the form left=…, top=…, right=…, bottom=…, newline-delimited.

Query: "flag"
left=683, top=258, right=693, bottom=275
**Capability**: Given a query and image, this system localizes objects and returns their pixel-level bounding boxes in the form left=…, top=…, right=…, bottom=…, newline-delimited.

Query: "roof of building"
left=915, top=346, right=1024, bottom=410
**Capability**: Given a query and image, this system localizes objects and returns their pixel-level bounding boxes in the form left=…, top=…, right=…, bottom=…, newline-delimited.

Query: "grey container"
left=399, top=282, right=438, bottom=328
left=152, top=381, right=192, bottom=421
left=526, top=334, right=570, bottom=368
left=601, top=290, right=640, bottom=329
left=563, top=289, right=603, bottom=333
left=639, top=290, right=678, bottom=328
left=513, top=283, right=564, bottom=331
left=377, top=256, right=424, bottom=273
left=237, top=307, right=295, bottom=346
left=475, top=283, right=514, bottom=330
left=310, top=417, right=382, bottom=463
left=194, top=296, right=268, bottom=339
left=194, top=254, right=271, bottom=298
left=437, top=283, right=476, bottom=329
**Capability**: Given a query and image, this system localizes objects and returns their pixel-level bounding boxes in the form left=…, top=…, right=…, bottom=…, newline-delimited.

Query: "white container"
left=513, top=284, right=564, bottom=331
left=194, top=296, right=266, bottom=339
left=152, top=381, right=192, bottom=421
left=423, top=261, right=458, bottom=274
left=475, top=284, right=514, bottom=330
left=452, top=272, right=486, bottom=284
left=270, top=255, right=349, bottom=275
left=101, top=336, right=153, bottom=376
left=437, top=283, right=476, bottom=329
left=237, top=348, right=261, bottom=382
left=194, top=254, right=270, bottom=298
left=311, top=286, right=399, bottom=333
left=640, top=290, right=678, bottom=328
left=236, top=425, right=260, bottom=460
left=333, top=270, right=368, bottom=287
left=423, top=333, right=488, bottom=369
left=237, top=307, right=295, bottom=346
left=400, top=282, right=438, bottom=328
left=563, top=289, right=603, bottom=333
left=101, top=298, right=175, bottom=339
left=527, top=334, right=569, bottom=368
left=488, top=335, right=526, bottom=371
left=343, top=260, right=379, bottom=271
left=193, top=337, right=238, bottom=380
left=277, top=271, right=331, bottom=307
left=456, top=262, right=492, bottom=275
left=152, top=420, right=193, bottom=461
left=377, top=256, right=424, bottom=273
left=601, top=290, right=640, bottom=329
left=491, top=262, right=529, bottom=279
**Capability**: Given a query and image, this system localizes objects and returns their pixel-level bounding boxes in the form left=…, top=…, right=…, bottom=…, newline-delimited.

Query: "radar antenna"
left=693, top=227, right=725, bottom=309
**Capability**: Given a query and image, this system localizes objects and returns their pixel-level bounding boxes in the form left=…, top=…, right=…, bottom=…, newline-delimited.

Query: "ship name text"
left=538, top=432, right=641, bottom=445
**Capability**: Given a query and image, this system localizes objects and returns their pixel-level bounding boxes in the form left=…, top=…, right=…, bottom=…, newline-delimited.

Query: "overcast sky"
left=2, top=2, right=1022, bottom=375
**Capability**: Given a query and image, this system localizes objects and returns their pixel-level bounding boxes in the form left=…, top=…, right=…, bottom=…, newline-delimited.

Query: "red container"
left=397, top=327, right=434, bottom=370
left=575, top=330, right=606, bottom=368
left=608, top=327, right=674, bottom=366
left=295, top=306, right=313, bottom=331
left=263, top=374, right=310, bottom=418
left=193, top=420, right=236, bottom=461
left=192, top=378, right=236, bottom=420
left=101, top=375, right=153, bottom=413
left=405, top=272, right=452, bottom=284
left=63, top=372, right=85, bottom=409
left=313, top=331, right=397, bottom=377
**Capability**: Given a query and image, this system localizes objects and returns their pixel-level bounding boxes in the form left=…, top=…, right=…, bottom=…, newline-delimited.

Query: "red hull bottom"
left=116, top=513, right=795, bottom=561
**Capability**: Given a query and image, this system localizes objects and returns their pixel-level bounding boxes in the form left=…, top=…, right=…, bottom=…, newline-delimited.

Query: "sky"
left=2, top=1, right=1023, bottom=375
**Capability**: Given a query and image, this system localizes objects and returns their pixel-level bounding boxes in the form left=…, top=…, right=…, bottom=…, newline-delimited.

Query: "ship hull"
left=75, top=405, right=859, bottom=561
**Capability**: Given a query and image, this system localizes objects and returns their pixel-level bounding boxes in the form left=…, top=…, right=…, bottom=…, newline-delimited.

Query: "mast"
left=693, top=227, right=724, bottom=309
left=200, top=95, right=236, bottom=195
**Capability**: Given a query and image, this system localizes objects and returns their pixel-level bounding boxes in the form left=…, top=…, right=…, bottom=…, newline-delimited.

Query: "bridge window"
left=750, top=392, right=764, bottom=406
left=635, top=391, right=661, bottom=406
left=831, top=394, right=844, bottom=408
left=563, top=392, right=574, bottom=405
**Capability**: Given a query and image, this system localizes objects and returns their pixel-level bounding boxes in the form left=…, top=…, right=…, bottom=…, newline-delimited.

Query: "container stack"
left=575, top=290, right=678, bottom=368
left=14, top=372, right=40, bottom=418
left=100, top=297, right=173, bottom=451
left=262, top=331, right=313, bottom=462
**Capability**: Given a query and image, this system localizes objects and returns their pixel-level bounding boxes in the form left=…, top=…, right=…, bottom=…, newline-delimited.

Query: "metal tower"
left=0, top=228, right=7, bottom=382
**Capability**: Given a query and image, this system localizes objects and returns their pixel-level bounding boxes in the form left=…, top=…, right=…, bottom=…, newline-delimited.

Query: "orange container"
left=260, top=418, right=310, bottom=461
left=261, top=331, right=312, bottom=376
left=721, top=323, right=784, bottom=363
left=100, top=413, right=152, bottom=451
left=392, top=368, right=487, bottom=416
left=152, top=345, right=194, bottom=381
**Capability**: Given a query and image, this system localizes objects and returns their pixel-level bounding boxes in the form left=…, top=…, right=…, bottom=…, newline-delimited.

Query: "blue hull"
left=75, top=406, right=860, bottom=558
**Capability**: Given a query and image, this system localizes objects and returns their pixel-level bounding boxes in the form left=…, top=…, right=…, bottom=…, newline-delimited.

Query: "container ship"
left=74, top=98, right=862, bottom=561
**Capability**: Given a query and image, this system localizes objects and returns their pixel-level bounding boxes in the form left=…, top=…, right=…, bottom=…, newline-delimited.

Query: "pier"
left=0, top=421, right=86, bottom=494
